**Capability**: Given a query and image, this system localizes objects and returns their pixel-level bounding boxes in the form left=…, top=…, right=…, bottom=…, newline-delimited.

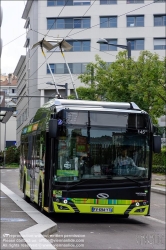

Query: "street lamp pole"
left=97, top=38, right=131, bottom=59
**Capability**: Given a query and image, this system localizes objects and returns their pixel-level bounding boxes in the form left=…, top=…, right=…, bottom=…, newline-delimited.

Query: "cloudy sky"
left=1, top=1, right=26, bottom=74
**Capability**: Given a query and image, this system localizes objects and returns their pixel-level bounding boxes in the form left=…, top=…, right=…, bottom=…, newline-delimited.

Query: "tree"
left=77, top=51, right=166, bottom=122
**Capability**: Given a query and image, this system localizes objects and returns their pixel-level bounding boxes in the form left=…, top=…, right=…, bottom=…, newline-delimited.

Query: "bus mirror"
left=153, top=135, right=161, bottom=153
left=49, top=119, right=58, bottom=138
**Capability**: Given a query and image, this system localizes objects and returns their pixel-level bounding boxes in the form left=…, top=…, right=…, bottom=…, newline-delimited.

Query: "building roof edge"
left=13, top=55, right=26, bottom=76
left=22, top=0, right=34, bottom=20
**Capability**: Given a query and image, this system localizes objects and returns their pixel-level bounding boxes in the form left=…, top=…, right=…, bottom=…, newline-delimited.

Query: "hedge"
left=152, top=165, right=166, bottom=174
left=153, top=149, right=166, bottom=166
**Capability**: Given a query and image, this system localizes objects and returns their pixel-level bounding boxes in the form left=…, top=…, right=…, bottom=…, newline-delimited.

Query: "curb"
left=0, top=183, right=57, bottom=250
left=151, top=187, right=166, bottom=195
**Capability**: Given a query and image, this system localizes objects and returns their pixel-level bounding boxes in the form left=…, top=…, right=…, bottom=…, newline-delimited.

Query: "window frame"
left=47, top=63, right=88, bottom=74
left=47, top=0, right=91, bottom=6
left=100, top=0, right=117, bottom=4
left=154, top=15, right=166, bottom=26
left=47, top=17, right=90, bottom=29
left=154, top=38, right=166, bottom=50
left=127, top=15, right=144, bottom=27
left=126, top=0, right=144, bottom=4
left=100, top=39, right=118, bottom=51
left=100, top=16, right=117, bottom=28
left=127, top=39, right=144, bottom=50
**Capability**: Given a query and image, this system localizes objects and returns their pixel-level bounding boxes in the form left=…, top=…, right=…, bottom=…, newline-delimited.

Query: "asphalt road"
left=0, top=169, right=165, bottom=250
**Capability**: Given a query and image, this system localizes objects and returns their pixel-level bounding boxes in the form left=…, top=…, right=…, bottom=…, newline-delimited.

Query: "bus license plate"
left=91, top=207, right=113, bottom=213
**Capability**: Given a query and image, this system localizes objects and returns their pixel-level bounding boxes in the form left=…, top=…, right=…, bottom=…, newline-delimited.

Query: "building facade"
left=14, top=0, right=166, bottom=145
left=0, top=74, right=17, bottom=150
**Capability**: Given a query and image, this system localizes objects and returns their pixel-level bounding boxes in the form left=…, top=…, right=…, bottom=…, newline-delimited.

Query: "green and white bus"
left=19, top=99, right=161, bottom=216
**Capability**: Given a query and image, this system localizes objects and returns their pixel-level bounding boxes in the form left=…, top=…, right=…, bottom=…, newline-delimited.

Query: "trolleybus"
left=19, top=99, right=161, bottom=216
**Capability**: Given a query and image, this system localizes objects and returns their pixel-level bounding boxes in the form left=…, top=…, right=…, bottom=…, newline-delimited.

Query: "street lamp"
left=97, top=38, right=131, bottom=59
left=46, top=82, right=68, bottom=98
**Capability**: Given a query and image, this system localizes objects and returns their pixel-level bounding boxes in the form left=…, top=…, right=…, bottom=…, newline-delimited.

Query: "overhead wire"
left=17, top=0, right=97, bottom=116
left=16, top=0, right=159, bottom=117
left=17, top=0, right=74, bottom=116
left=2, top=33, right=26, bottom=47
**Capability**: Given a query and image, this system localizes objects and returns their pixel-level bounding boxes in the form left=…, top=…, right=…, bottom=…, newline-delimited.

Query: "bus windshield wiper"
left=123, top=176, right=142, bottom=187
left=65, top=179, right=90, bottom=190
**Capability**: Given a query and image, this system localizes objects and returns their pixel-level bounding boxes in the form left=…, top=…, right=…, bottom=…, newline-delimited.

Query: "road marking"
left=1, top=218, right=27, bottom=222
left=145, top=216, right=166, bottom=225
left=11, top=210, right=39, bottom=213
left=0, top=183, right=57, bottom=249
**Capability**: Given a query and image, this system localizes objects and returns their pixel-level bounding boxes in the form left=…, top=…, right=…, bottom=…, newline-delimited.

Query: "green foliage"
left=5, top=146, right=20, bottom=164
left=152, top=165, right=166, bottom=174
left=153, top=149, right=166, bottom=166
left=77, top=51, right=166, bottom=123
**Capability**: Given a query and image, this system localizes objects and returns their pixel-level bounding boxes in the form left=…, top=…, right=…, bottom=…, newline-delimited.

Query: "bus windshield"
left=54, top=125, right=150, bottom=183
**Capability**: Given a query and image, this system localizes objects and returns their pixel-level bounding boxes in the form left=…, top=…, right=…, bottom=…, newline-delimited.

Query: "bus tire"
left=121, top=214, right=129, bottom=218
left=23, top=177, right=30, bottom=202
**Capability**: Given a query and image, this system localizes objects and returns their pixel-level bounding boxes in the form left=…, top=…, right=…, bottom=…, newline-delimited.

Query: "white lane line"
left=11, top=210, right=39, bottom=213
left=145, top=216, right=166, bottom=225
left=0, top=183, right=57, bottom=250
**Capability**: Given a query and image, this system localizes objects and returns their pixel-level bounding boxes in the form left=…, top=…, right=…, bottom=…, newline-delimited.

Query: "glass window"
left=73, top=0, right=90, bottom=5
left=47, top=18, right=90, bottom=29
left=74, top=19, right=81, bottom=28
left=154, top=15, right=166, bottom=26
left=100, top=0, right=117, bottom=4
left=154, top=0, right=166, bottom=2
left=56, top=0, right=65, bottom=5
left=82, top=63, right=88, bottom=73
left=100, top=16, right=117, bottom=28
left=66, top=40, right=90, bottom=51
left=100, top=39, right=117, bottom=51
left=65, top=18, right=73, bottom=29
left=127, top=0, right=144, bottom=3
left=73, top=41, right=81, bottom=51
left=82, top=41, right=90, bottom=51
left=56, top=19, right=65, bottom=29
left=47, top=0, right=56, bottom=6
left=154, top=38, right=166, bottom=50
left=82, top=18, right=90, bottom=28
left=127, top=16, right=144, bottom=27
left=73, top=63, right=82, bottom=74
left=100, top=17, right=108, bottom=28
left=56, top=64, right=64, bottom=74
left=47, top=19, right=56, bottom=29
left=127, top=39, right=144, bottom=50
left=55, top=112, right=150, bottom=183
left=47, top=64, right=55, bottom=74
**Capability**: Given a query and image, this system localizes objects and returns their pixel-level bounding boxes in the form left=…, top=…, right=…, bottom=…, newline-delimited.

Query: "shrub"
left=5, top=146, right=20, bottom=164
left=153, top=150, right=166, bottom=166
left=152, top=165, right=166, bottom=174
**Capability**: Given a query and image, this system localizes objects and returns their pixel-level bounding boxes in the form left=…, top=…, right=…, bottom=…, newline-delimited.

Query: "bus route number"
left=138, top=130, right=146, bottom=134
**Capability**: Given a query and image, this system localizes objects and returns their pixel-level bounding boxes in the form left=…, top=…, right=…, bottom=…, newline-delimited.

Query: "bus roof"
left=43, top=99, right=141, bottom=111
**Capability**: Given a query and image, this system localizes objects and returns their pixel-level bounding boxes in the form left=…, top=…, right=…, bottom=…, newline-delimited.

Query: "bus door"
left=20, top=135, right=29, bottom=191
left=30, top=135, right=37, bottom=201
left=43, top=134, right=56, bottom=212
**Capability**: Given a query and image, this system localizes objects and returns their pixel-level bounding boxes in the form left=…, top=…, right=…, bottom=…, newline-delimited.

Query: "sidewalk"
left=151, top=173, right=166, bottom=195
